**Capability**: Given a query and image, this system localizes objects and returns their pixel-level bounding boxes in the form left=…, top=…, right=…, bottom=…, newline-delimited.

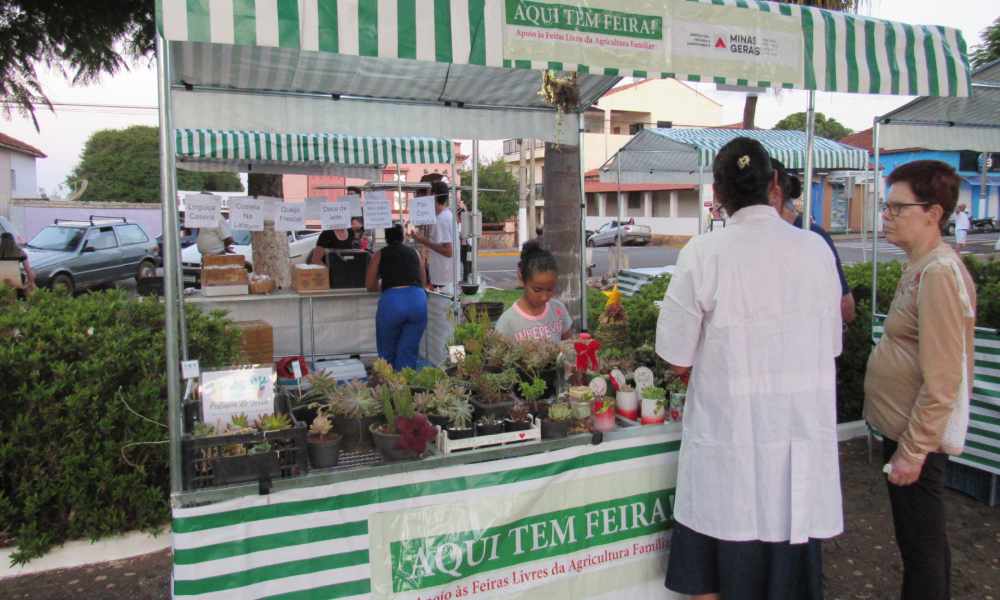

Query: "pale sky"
left=1, top=0, right=995, bottom=194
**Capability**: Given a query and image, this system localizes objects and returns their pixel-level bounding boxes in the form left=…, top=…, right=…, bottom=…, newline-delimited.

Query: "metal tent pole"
left=451, top=153, right=460, bottom=304
left=616, top=158, right=622, bottom=282
left=471, top=140, right=479, bottom=284
left=872, top=120, right=882, bottom=322
left=862, top=160, right=869, bottom=263
left=396, top=163, right=403, bottom=220
left=982, top=152, right=991, bottom=218
left=802, top=91, right=817, bottom=231
left=579, top=123, right=588, bottom=331
left=698, top=165, right=705, bottom=232
left=156, top=34, right=184, bottom=499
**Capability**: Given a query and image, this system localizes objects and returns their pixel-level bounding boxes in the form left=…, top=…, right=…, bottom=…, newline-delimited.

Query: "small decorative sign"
left=290, top=361, right=303, bottom=380
left=184, top=194, right=221, bottom=228
left=633, top=367, right=655, bottom=392
left=589, top=377, right=607, bottom=398
left=448, top=345, right=466, bottom=364
left=200, top=367, right=275, bottom=427
left=274, top=202, right=306, bottom=231
left=320, top=201, right=351, bottom=230
left=363, top=191, right=393, bottom=229
left=609, top=369, right=626, bottom=389
left=229, top=197, right=267, bottom=231
left=410, top=196, right=436, bottom=226
left=181, top=359, right=201, bottom=380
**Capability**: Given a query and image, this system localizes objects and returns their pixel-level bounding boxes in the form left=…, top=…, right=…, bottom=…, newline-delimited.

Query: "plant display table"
left=171, top=425, right=683, bottom=600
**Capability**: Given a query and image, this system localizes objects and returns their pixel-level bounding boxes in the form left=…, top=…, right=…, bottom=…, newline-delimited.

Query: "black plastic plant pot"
left=307, top=436, right=342, bottom=469
left=332, top=415, right=385, bottom=453
left=470, top=397, right=516, bottom=422
left=446, top=427, right=475, bottom=440
left=504, top=420, right=532, bottom=433
left=427, top=413, right=450, bottom=430
left=215, top=452, right=281, bottom=486
left=291, top=404, right=320, bottom=428
left=476, top=422, right=505, bottom=436
left=541, top=419, right=571, bottom=439
left=369, top=423, right=424, bottom=462
left=528, top=401, right=551, bottom=421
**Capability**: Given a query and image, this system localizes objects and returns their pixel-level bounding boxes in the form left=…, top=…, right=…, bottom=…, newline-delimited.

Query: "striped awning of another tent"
left=174, top=130, right=454, bottom=166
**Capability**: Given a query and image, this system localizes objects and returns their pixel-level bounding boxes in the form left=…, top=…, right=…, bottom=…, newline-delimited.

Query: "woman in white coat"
left=656, top=137, right=844, bottom=600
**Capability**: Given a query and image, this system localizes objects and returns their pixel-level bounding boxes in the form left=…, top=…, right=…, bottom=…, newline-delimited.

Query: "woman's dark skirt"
left=665, top=521, right=824, bottom=600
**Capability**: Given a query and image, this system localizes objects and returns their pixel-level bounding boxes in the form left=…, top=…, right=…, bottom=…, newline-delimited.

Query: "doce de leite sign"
left=321, top=202, right=351, bottom=230
left=410, top=197, right=436, bottom=226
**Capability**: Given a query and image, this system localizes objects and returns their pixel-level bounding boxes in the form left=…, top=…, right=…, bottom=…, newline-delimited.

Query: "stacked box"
left=291, top=264, right=330, bottom=293
left=202, top=259, right=250, bottom=297
left=203, top=254, right=246, bottom=267
left=232, top=319, right=274, bottom=365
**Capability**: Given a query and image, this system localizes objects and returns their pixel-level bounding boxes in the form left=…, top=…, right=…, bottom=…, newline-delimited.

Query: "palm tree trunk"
left=742, top=94, right=758, bottom=131
left=247, top=173, right=292, bottom=288
left=542, top=142, right=583, bottom=328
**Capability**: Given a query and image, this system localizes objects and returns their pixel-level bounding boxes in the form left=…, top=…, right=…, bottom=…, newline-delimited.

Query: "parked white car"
left=180, top=226, right=320, bottom=286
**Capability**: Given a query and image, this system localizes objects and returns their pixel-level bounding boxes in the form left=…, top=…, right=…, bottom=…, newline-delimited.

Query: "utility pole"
left=518, top=139, right=527, bottom=246
left=528, top=140, right=537, bottom=241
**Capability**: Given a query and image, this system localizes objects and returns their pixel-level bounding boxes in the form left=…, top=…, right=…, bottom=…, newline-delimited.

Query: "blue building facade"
left=880, top=150, right=1000, bottom=218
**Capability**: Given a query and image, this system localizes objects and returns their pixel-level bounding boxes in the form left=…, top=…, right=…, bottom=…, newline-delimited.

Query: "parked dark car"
left=22, top=216, right=159, bottom=294
left=156, top=228, right=198, bottom=266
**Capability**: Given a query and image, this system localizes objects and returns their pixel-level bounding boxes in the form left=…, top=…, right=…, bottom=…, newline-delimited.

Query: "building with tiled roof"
left=1, top=132, right=46, bottom=219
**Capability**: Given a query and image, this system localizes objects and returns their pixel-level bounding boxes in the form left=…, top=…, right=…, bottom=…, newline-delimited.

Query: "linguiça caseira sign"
left=368, top=463, right=676, bottom=600
left=503, top=0, right=803, bottom=87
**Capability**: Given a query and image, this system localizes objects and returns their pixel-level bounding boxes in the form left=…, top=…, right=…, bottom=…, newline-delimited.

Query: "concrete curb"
left=0, top=529, right=172, bottom=579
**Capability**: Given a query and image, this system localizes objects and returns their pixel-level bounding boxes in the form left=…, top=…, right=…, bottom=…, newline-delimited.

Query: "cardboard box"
left=202, top=265, right=250, bottom=286
left=203, top=254, right=246, bottom=267
left=231, top=320, right=274, bottom=365
left=291, top=264, right=329, bottom=293
left=203, top=284, right=249, bottom=297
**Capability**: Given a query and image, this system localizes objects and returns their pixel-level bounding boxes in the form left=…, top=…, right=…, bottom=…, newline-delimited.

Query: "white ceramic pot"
left=641, top=396, right=665, bottom=425
left=616, top=390, right=639, bottom=421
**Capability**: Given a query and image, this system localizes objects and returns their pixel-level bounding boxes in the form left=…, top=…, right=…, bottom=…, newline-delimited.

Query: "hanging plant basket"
left=538, top=70, right=581, bottom=147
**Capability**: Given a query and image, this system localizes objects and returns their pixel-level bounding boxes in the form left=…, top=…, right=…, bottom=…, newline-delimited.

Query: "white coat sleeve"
left=655, top=245, right=704, bottom=367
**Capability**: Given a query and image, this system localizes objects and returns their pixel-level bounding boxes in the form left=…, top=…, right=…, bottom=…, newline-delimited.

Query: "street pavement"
left=476, top=232, right=1000, bottom=287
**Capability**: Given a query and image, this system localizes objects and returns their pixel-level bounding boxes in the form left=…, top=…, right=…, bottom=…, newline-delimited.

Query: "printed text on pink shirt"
left=512, top=320, right=565, bottom=340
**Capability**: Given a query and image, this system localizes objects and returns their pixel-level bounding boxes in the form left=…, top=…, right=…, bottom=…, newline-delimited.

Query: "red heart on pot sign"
left=519, top=433, right=526, bottom=439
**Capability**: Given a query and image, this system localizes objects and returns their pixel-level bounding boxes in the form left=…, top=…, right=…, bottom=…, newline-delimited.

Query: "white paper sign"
left=633, top=367, right=655, bottom=392
left=320, top=201, right=351, bottom=230
left=410, top=196, right=436, bottom=226
left=589, top=377, right=608, bottom=398
left=274, top=202, right=306, bottom=231
left=200, top=367, right=275, bottom=427
left=184, top=194, right=221, bottom=228
left=305, top=197, right=328, bottom=220
left=229, top=197, right=267, bottom=231
left=610, top=369, right=627, bottom=389
left=363, top=191, right=393, bottom=229
left=342, top=194, right=363, bottom=217
left=181, top=359, right=201, bottom=380
left=290, top=361, right=303, bottom=380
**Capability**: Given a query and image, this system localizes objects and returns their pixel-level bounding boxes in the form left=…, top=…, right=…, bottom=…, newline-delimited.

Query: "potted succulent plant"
left=541, top=403, right=572, bottom=439
left=518, top=377, right=550, bottom=419
left=641, top=386, right=667, bottom=425
left=328, top=378, right=385, bottom=453
left=591, top=396, right=617, bottom=433
left=443, top=396, right=475, bottom=442
left=504, top=401, right=533, bottom=433
left=306, top=412, right=342, bottom=469
left=370, top=358, right=406, bottom=388
left=475, top=414, right=504, bottom=436
left=482, top=330, right=514, bottom=368
left=399, top=366, right=448, bottom=394
left=513, top=338, right=561, bottom=397
left=666, top=379, right=687, bottom=422
left=569, top=401, right=593, bottom=434
left=370, top=385, right=438, bottom=462
left=615, top=382, right=639, bottom=421
left=469, top=371, right=517, bottom=421
left=215, top=412, right=291, bottom=485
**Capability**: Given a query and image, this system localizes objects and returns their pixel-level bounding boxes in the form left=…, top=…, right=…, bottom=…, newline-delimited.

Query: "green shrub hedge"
left=0, top=287, right=241, bottom=564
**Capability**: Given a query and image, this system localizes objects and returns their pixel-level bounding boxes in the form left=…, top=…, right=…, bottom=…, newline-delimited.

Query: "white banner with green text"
left=172, top=431, right=683, bottom=600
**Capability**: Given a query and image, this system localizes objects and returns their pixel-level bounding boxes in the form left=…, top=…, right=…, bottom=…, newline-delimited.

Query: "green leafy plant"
left=478, top=414, right=501, bottom=426
left=192, top=421, right=216, bottom=439
left=483, top=330, right=514, bottom=367
left=399, top=367, right=447, bottom=389
left=472, top=372, right=510, bottom=405
left=570, top=402, right=591, bottom=419
left=449, top=308, right=491, bottom=347
left=641, top=386, right=666, bottom=401
left=371, top=358, right=405, bottom=386
left=0, top=287, right=241, bottom=563
left=518, top=377, right=548, bottom=411
left=301, top=370, right=340, bottom=404
left=513, top=338, right=560, bottom=377
left=665, top=379, right=687, bottom=396
left=455, top=353, right=486, bottom=380
left=547, top=403, right=571, bottom=421
left=254, top=413, right=291, bottom=431
left=331, top=379, right=381, bottom=418
left=379, top=385, right=415, bottom=435
left=247, top=442, right=273, bottom=455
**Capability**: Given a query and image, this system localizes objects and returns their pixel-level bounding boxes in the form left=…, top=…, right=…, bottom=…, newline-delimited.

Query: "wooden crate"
left=202, top=265, right=250, bottom=286
left=231, top=320, right=274, bottom=365
left=203, top=254, right=246, bottom=267
left=249, top=279, right=277, bottom=294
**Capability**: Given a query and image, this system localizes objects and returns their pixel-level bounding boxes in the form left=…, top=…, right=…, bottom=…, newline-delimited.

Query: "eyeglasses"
left=879, top=201, right=929, bottom=217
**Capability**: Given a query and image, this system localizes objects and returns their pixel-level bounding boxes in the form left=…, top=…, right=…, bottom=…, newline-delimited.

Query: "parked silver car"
left=586, top=220, right=652, bottom=247
left=23, top=217, right=159, bottom=294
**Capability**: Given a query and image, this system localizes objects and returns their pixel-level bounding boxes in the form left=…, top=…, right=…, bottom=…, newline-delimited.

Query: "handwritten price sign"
left=321, top=202, right=351, bottom=230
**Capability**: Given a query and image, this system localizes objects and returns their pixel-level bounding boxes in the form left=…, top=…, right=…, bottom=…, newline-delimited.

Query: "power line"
left=0, top=101, right=157, bottom=111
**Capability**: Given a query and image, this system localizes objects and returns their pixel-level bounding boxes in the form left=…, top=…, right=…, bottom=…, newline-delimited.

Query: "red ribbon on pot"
left=574, top=339, right=600, bottom=372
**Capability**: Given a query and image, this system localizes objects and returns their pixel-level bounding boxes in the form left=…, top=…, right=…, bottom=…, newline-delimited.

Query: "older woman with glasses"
left=865, top=160, right=975, bottom=600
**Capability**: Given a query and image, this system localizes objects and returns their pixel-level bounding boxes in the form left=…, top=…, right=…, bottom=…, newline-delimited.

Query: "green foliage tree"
left=773, top=111, right=854, bottom=141
left=69, top=125, right=243, bottom=203
left=460, top=155, right=519, bottom=223
left=0, top=0, right=155, bottom=128
left=970, top=15, right=1000, bottom=69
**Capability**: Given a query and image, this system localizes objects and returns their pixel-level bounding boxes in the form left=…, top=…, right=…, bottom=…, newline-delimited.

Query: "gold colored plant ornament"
left=538, top=70, right=581, bottom=147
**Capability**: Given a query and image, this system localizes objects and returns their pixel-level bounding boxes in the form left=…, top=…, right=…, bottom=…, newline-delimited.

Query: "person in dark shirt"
left=365, top=224, right=427, bottom=370
left=312, top=187, right=365, bottom=264
left=0, top=232, right=36, bottom=295
left=770, top=158, right=855, bottom=323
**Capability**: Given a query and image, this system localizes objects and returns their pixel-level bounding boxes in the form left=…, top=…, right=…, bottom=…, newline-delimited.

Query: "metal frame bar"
left=451, top=154, right=460, bottom=304
left=470, top=140, right=479, bottom=285
left=871, top=120, right=882, bottom=331
left=579, top=123, right=588, bottom=331
left=801, top=91, right=817, bottom=231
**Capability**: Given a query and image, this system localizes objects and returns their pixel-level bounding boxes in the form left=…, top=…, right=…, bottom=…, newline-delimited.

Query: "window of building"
left=9, top=170, right=14, bottom=192
left=959, top=150, right=999, bottom=173
left=656, top=121, right=673, bottom=129
left=586, top=193, right=600, bottom=216
left=584, top=114, right=604, bottom=133
left=612, top=127, right=621, bottom=134
left=629, top=123, right=644, bottom=135
left=627, top=191, right=642, bottom=210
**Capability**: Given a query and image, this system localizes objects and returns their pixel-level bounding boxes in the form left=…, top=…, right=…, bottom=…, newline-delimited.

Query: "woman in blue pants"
left=365, top=224, right=427, bottom=370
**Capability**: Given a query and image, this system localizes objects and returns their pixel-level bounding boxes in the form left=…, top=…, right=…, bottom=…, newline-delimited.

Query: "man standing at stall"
left=410, top=180, right=454, bottom=292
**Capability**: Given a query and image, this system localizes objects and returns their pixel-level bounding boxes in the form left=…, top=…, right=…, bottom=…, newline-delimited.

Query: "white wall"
left=10, top=153, right=38, bottom=198
left=10, top=200, right=163, bottom=240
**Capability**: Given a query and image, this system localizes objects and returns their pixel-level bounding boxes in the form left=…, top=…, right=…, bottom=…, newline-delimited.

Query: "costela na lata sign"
left=368, top=461, right=677, bottom=600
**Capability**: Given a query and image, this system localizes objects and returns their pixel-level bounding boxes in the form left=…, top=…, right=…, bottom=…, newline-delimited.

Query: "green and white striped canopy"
left=599, top=128, right=868, bottom=185
left=174, top=129, right=454, bottom=174
left=157, top=0, right=971, bottom=97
